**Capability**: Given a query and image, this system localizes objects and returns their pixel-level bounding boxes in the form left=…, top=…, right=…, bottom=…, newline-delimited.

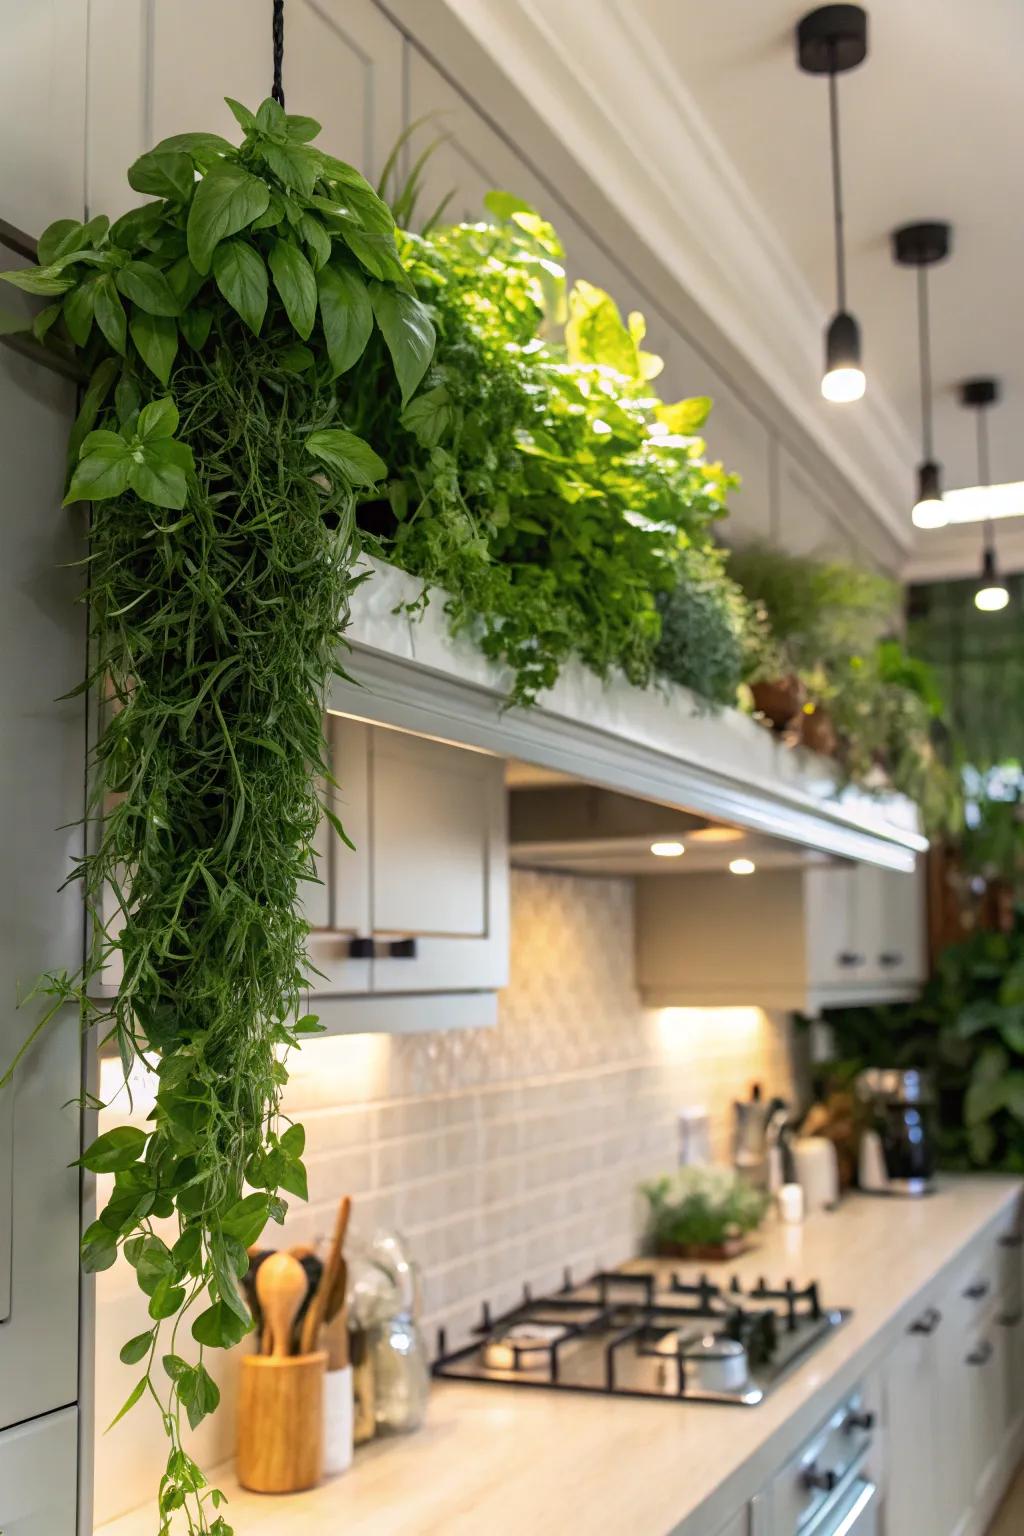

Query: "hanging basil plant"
left=0, top=97, right=434, bottom=1535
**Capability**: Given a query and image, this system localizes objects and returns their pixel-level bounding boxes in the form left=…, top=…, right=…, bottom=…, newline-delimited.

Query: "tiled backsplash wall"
left=93, top=868, right=800, bottom=1525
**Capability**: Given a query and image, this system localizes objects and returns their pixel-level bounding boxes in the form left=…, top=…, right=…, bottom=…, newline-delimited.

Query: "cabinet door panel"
left=369, top=728, right=508, bottom=994
left=0, top=1407, right=78, bottom=1536
left=883, top=1325, right=941, bottom=1536
left=307, top=715, right=372, bottom=995
left=805, top=864, right=859, bottom=993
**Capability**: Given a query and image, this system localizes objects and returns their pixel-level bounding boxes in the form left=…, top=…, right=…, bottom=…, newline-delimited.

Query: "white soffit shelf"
left=330, top=560, right=925, bottom=872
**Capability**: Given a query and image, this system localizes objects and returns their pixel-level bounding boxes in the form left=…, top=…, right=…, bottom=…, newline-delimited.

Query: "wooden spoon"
left=255, top=1251, right=308, bottom=1358
left=299, top=1195, right=351, bottom=1356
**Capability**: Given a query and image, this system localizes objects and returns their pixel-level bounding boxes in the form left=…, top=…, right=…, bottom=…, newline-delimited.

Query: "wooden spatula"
left=255, top=1251, right=308, bottom=1358
left=299, top=1195, right=351, bottom=1356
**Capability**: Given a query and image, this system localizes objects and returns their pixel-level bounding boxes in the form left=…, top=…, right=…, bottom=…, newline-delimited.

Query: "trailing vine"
left=1, top=98, right=434, bottom=1534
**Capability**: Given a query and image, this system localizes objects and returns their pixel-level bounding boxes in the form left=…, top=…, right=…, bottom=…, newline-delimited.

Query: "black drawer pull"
left=997, top=1311, right=1023, bottom=1328
left=964, top=1280, right=991, bottom=1301
left=1000, top=1233, right=1024, bottom=1249
left=878, top=952, right=904, bottom=967
left=845, top=1409, right=875, bottom=1432
left=348, top=936, right=374, bottom=959
left=388, top=937, right=418, bottom=959
left=838, top=951, right=866, bottom=968
left=910, top=1308, right=941, bottom=1335
left=803, top=1467, right=839, bottom=1493
left=966, top=1341, right=993, bottom=1367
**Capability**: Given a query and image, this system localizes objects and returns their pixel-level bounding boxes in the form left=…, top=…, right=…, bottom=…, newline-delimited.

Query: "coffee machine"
left=856, top=1068, right=936, bottom=1197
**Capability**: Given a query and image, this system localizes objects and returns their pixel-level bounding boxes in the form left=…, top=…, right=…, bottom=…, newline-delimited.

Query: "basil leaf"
left=298, top=213, right=331, bottom=271
left=212, top=239, right=267, bottom=335
left=62, top=276, right=99, bottom=347
left=119, top=1331, right=155, bottom=1366
left=224, top=97, right=258, bottom=134
left=115, top=375, right=141, bottom=427
left=268, top=239, right=316, bottom=339
left=137, top=396, right=179, bottom=441
left=285, top=113, right=322, bottom=144
left=94, top=274, right=127, bottom=354
left=219, top=1192, right=271, bottom=1248
left=66, top=357, right=120, bottom=469
left=180, top=308, right=213, bottom=351
left=129, top=453, right=189, bottom=511
left=255, top=97, right=287, bottom=135
left=186, top=165, right=270, bottom=275
left=115, top=260, right=181, bottom=317
left=107, top=1377, right=147, bottom=1431
left=306, top=427, right=386, bottom=487
left=0, top=264, right=75, bottom=297
left=261, top=141, right=319, bottom=197
left=401, top=384, right=453, bottom=449
left=109, top=201, right=165, bottom=251
left=64, top=437, right=132, bottom=504
left=368, top=283, right=435, bottom=406
left=37, top=218, right=82, bottom=266
left=130, top=310, right=178, bottom=385
left=31, top=301, right=62, bottom=343
left=316, top=263, right=372, bottom=377
left=79, top=1124, right=146, bottom=1173
left=191, top=1300, right=252, bottom=1350
left=81, top=1219, right=119, bottom=1274
left=154, top=129, right=234, bottom=169
left=127, top=148, right=195, bottom=202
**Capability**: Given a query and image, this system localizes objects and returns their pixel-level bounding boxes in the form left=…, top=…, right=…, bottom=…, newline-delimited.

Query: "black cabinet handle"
left=1000, top=1233, right=1024, bottom=1249
left=845, top=1409, right=875, bottom=1432
left=878, top=952, right=904, bottom=967
left=838, top=951, right=866, bottom=968
left=964, top=1280, right=991, bottom=1301
left=803, top=1467, right=839, bottom=1493
left=910, top=1308, right=942, bottom=1335
left=966, top=1341, right=993, bottom=1367
left=388, top=937, right=418, bottom=959
left=997, top=1311, right=1023, bottom=1329
left=348, top=936, right=374, bottom=959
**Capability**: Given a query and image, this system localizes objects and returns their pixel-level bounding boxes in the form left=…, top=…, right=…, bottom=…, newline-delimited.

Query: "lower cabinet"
left=883, top=1224, right=1024, bottom=1536
left=0, top=1406, right=79, bottom=1535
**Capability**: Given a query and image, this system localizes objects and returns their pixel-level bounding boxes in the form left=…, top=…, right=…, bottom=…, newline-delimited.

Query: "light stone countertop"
left=97, top=1176, right=1022, bottom=1536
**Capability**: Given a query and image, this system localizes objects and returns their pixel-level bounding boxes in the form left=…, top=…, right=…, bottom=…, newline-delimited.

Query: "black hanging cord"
left=827, top=53, right=847, bottom=311
left=272, top=0, right=286, bottom=108
left=916, top=266, right=934, bottom=461
left=976, top=407, right=995, bottom=558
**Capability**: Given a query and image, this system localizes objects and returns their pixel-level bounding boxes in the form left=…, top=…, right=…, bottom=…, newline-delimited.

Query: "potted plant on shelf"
left=640, top=1166, right=770, bottom=1261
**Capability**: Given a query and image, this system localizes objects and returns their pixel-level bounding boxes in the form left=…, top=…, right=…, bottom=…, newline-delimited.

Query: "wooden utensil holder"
left=237, top=1351, right=327, bottom=1494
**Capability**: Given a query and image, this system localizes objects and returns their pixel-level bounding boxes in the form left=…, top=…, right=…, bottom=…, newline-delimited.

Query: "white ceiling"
left=631, top=0, right=1024, bottom=495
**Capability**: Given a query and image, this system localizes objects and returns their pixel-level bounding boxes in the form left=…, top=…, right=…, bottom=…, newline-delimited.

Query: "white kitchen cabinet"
left=636, top=859, right=926, bottom=1010
left=0, top=1407, right=79, bottom=1536
left=306, top=716, right=508, bottom=1028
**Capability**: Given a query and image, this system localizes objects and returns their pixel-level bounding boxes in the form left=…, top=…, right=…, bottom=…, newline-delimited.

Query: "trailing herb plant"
left=0, top=97, right=435, bottom=1534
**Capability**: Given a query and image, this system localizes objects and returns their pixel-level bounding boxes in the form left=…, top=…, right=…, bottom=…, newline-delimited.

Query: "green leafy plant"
left=346, top=195, right=737, bottom=706
left=0, top=96, right=435, bottom=1535
left=654, top=544, right=755, bottom=708
left=640, top=1165, right=770, bottom=1252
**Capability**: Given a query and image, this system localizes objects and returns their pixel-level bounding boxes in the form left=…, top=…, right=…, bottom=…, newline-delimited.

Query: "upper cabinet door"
left=369, top=727, right=509, bottom=994
left=804, top=864, right=862, bottom=993
left=0, top=1, right=87, bottom=233
left=305, top=715, right=372, bottom=995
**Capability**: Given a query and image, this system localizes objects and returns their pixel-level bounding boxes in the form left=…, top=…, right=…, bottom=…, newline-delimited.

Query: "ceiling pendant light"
left=893, top=222, right=952, bottom=529
left=797, top=5, right=869, bottom=403
left=962, top=379, right=1010, bottom=613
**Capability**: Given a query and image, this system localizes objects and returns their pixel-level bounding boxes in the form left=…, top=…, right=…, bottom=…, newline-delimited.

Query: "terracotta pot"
left=800, top=706, right=839, bottom=758
left=751, top=675, right=806, bottom=731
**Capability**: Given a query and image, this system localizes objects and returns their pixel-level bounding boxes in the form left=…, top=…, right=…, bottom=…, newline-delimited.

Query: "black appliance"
left=856, top=1068, right=937, bottom=1197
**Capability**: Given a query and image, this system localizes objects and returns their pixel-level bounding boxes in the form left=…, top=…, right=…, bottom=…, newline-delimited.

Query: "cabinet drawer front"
left=0, top=1407, right=78, bottom=1535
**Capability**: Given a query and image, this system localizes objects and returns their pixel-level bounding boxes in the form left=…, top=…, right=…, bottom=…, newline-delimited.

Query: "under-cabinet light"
left=729, top=858, right=757, bottom=875
left=650, top=840, right=685, bottom=858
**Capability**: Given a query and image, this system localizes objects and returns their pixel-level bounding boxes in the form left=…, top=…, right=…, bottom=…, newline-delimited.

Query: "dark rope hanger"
left=272, top=0, right=285, bottom=108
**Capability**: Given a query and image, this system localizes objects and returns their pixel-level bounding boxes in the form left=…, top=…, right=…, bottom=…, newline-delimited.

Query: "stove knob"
left=845, top=1410, right=875, bottom=1432
left=803, top=1467, right=839, bottom=1493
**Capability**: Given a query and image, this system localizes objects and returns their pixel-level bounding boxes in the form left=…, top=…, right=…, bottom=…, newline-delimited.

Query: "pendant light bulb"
left=975, top=548, right=1009, bottom=612
left=821, top=311, right=865, bottom=402
left=911, top=460, right=947, bottom=529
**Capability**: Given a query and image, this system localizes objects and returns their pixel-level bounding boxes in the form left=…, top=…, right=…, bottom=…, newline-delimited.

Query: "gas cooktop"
left=432, top=1267, right=850, bottom=1406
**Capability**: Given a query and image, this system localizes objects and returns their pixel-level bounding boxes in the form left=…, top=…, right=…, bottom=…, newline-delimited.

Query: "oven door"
left=805, top=1477, right=877, bottom=1536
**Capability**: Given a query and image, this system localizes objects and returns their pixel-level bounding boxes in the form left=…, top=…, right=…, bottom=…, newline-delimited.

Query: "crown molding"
left=381, top=0, right=917, bottom=556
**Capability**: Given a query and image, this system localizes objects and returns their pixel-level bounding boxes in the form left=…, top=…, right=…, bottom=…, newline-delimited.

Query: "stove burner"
left=432, top=1266, right=849, bottom=1407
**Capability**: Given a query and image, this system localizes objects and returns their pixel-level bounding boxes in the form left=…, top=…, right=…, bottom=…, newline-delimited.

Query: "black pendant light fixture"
left=797, top=5, right=869, bottom=403
left=893, top=221, right=952, bottom=529
left=962, top=378, right=1010, bottom=612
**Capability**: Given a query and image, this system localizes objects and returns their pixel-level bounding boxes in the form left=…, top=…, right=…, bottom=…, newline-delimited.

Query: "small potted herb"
left=640, top=1166, right=770, bottom=1261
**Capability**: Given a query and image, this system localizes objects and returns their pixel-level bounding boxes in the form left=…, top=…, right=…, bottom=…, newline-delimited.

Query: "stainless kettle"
left=733, top=1083, right=788, bottom=1190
